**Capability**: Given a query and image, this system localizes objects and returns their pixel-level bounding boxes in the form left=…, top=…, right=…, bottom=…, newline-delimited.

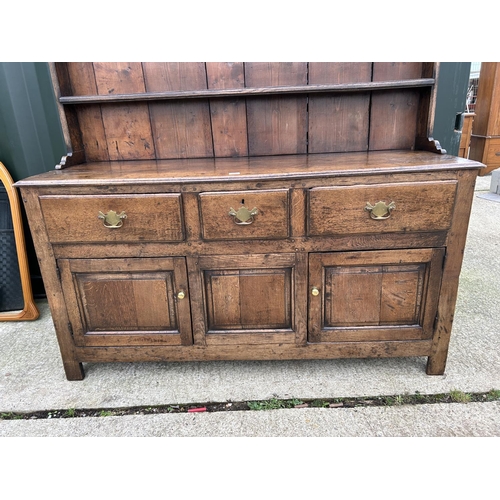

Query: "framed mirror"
left=0, top=161, right=39, bottom=321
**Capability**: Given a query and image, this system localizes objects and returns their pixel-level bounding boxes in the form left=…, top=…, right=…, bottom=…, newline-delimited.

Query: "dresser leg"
left=426, top=354, right=446, bottom=375
left=63, top=361, right=85, bottom=381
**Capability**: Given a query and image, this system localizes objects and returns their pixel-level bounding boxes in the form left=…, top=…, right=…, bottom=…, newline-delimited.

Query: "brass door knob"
left=311, top=287, right=320, bottom=296
left=177, top=291, right=186, bottom=300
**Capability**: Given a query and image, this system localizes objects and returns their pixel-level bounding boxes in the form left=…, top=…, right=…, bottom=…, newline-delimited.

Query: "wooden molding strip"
left=59, top=78, right=436, bottom=105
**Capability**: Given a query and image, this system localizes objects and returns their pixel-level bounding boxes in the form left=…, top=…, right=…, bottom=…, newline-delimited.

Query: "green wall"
left=0, top=62, right=67, bottom=297
left=432, top=62, right=471, bottom=156
left=0, top=62, right=66, bottom=182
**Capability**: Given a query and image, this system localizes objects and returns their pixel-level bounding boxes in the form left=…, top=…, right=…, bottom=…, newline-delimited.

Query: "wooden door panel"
left=190, top=253, right=307, bottom=345
left=324, top=264, right=424, bottom=327
left=309, top=249, right=444, bottom=342
left=76, top=273, right=175, bottom=332
left=59, top=257, right=192, bottom=347
left=205, top=269, right=291, bottom=330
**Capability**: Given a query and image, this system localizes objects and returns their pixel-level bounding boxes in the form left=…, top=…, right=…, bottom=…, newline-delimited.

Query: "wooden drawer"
left=199, top=189, right=289, bottom=240
left=308, top=181, right=457, bottom=236
left=485, top=138, right=500, bottom=166
left=39, top=194, right=184, bottom=243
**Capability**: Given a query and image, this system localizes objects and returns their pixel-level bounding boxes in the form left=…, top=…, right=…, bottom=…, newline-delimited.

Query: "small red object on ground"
left=188, top=407, right=207, bottom=413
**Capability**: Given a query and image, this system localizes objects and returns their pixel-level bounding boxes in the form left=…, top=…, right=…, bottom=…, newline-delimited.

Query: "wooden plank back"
left=58, top=62, right=435, bottom=162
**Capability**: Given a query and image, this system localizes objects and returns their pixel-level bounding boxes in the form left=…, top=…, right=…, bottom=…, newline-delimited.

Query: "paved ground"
left=1, top=174, right=499, bottom=437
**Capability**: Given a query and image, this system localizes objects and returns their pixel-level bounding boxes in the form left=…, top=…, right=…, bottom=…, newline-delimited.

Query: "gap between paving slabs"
left=1, top=389, right=499, bottom=421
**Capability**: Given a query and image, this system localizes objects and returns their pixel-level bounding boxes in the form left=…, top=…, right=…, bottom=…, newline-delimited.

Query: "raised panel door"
left=189, top=253, right=307, bottom=345
left=58, top=257, right=192, bottom=346
left=308, top=248, right=444, bottom=342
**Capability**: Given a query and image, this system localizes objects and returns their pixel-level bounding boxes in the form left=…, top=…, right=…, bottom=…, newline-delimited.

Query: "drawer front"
left=308, top=181, right=457, bottom=237
left=40, top=194, right=184, bottom=243
left=199, top=189, right=289, bottom=240
left=485, top=138, right=500, bottom=166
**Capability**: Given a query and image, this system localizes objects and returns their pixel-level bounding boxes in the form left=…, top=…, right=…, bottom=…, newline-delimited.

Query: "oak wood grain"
left=308, top=181, right=457, bottom=236
left=16, top=151, right=483, bottom=187
left=58, top=257, right=192, bottom=347
left=39, top=193, right=184, bottom=243
left=143, top=63, right=213, bottom=159
left=245, top=62, right=308, bottom=155
left=93, top=63, right=155, bottom=161
left=370, top=63, right=423, bottom=151
left=308, top=248, right=444, bottom=343
left=58, top=79, right=436, bottom=104
left=308, top=62, right=371, bottom=153
left=14, top=62, right=484, bottom=379
left=206, top=62, right=248, bottom=157
left=199, top=189, right=289, bottom=240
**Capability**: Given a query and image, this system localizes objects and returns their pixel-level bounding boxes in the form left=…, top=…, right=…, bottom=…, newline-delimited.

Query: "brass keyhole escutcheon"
left=177, top=291, right=186, bottom=300
left=311, top=287, right=320, bottom=296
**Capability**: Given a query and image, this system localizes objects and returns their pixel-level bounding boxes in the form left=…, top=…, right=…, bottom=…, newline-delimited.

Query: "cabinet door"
left=308, top=249, right=444, bottom=342
left=189, top=253, right=307, bottom=345
left=58, top=257, right=192, bottom=346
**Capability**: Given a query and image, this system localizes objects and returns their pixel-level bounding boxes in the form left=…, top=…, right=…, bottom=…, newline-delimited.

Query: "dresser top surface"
left=16, top=150, right=484, bottom=187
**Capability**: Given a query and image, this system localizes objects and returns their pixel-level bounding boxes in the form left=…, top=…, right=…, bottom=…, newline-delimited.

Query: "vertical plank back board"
left=370, top=62, right=423, bottom=151
left=308, top=62, right=372, bottom=153
left=245, top=62, right=308, bottom=156
left=93, top=62, right=155, bottom=160
left=206, top=62, right=248, bottom=157
left=143, top=62, right=214, bottom=159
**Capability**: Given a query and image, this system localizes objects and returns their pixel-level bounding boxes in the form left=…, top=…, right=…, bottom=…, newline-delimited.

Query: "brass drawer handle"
left=177, top=291, right=186, bottom=300
left=311, top=287, right=320, bottom=296
left=98, top=210, right=127, bottom=228
left=229, top=205, right=258, bottom=225
left=365, top=201, right=396, bottom=220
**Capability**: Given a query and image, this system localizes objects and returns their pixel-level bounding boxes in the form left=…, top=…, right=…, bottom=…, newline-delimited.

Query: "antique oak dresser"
left=16, top=62, right=484, bottom=380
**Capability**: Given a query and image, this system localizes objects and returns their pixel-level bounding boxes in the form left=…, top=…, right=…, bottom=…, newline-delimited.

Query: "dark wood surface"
left=39, top=193, right=184, bottom=243
left=58, top=79, right=436, bottom=103
left=52, top=62, right=439, bottom=162
left=199, top=189, right=289, bottom=241
left=59, top=257, right=192, bottom=346
left=307, top=180, right=457, bottom=236
left=16, top=62, right=484, bottom=380
left=308, top=248, right=444, bottom=342
left=17, top=150, right=482, bottom=186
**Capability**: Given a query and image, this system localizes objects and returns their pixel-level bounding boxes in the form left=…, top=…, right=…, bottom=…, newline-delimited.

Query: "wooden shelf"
left=58, top=78, right=435, bottom=105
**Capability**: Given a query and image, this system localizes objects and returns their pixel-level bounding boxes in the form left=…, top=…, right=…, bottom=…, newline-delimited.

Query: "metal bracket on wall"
left=55, top=152, right=72, bottom=170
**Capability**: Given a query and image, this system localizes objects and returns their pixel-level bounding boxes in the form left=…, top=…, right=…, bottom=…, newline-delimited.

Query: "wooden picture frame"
left=0, top=162, right=39, bottom=321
